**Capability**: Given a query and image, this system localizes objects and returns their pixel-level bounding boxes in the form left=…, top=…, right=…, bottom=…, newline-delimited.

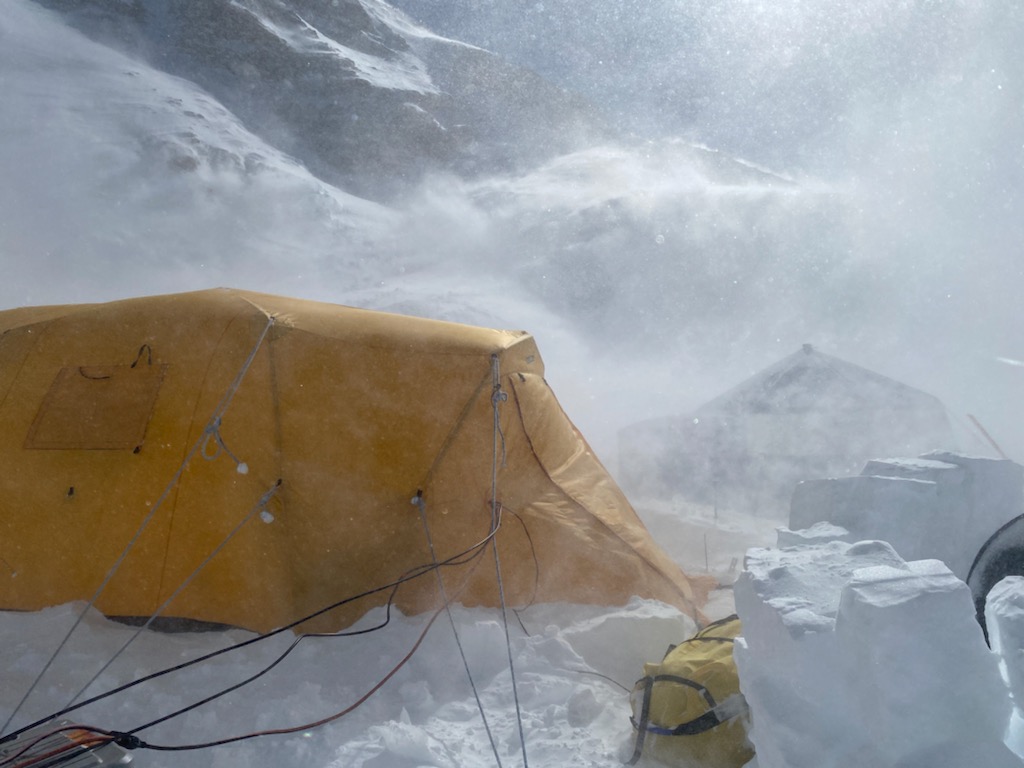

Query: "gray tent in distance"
left=618, top=344, right=956, bottom=514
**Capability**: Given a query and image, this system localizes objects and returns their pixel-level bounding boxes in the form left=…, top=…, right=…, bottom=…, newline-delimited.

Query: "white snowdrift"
left=0, top=598, right=698, bottom=768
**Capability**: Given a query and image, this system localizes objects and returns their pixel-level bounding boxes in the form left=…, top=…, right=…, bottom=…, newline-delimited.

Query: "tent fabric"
left=0, top=288, right=709, bottom=633
left=619, top=344, right=955, bottom=511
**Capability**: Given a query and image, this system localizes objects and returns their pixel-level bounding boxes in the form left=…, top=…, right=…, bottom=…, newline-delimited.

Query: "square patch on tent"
left=25, top=364, right=168, bottom=450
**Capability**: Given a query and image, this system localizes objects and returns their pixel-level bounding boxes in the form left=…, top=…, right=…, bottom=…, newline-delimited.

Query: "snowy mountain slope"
left=0, top=0, right=398, bottom=308
left=0, top=0, right=608, bottom=444
left=2, top=0, right=806, bottom=387
left=35, top=0, right=616, bottom=200
left=3, top=0, right=1024, bottom=466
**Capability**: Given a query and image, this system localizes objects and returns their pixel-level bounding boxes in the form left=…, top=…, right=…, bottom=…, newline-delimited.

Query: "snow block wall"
left=988, top=577, right=1024, bottom=713
left=734, top=541, right=1015, bottom=768
left=790, top=452, right=1024, bottom=579
left=775, top=521, right=853, bottom=548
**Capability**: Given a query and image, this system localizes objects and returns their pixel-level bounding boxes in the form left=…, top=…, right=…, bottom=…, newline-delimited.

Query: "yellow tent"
left=0, top=289, right=708, bottom=634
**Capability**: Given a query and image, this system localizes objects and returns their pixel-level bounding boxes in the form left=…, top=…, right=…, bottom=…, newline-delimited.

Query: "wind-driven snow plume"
left=388, top=0, right=1024, bottom=461
left=5, top=0, right=1024, bottom=463
left=6, top=0, right=1024, bottom=766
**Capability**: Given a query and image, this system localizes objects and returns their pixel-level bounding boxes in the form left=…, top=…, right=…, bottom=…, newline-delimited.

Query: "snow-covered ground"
left=7, top=490, right=1024, bottom=768
left=0, top=502, right=765, bottom=768
left=0, top=600, right=666, bottom=767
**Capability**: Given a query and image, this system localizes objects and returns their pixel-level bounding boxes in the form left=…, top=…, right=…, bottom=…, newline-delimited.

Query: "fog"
left=2, top=0, right=1022, bottom=469
left=3, top=4, right=1024, bottom=765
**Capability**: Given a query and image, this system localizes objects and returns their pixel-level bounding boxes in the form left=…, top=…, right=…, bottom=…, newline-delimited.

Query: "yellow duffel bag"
left=628, top=614, right=753, bottom=767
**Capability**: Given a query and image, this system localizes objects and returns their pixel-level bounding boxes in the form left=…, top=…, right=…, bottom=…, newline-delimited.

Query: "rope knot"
left=201, top=418, right=248, bottom=474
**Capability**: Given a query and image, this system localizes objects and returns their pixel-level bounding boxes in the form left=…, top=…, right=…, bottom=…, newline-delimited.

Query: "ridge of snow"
left=0, top=0, right=394, bottom=309
left=228, top=0, right=438, bottom=93
left=359, top=0, right=486, bottom=51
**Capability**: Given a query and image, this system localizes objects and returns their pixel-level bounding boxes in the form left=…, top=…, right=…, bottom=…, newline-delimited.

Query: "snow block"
left=735, top=541, right=1011, bottom=768
left=986, top=576, right=1024, bottom=708
left=790, top=453, right=1024, bottom=579
left=733, top=541, right=904, bottom=768
left=860, top=456, right=964, bottom=484
left=925, top=453, right=1024, bottom=576
left=776, top=521, right=853, bottom=548
left=790, top=476, right=948, bottom=570
left=836, top=559, right=1008, bottom=763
